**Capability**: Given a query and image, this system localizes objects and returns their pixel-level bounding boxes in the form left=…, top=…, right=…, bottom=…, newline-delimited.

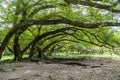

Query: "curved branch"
left=38, top=33, right=66, bottom=47
left=28, top=3, right=67, bottom=17
left=30, top=18, right=120, bottom=28
left=22, top=27, right=74, bottom=52
left=64, top=0, right=120, bottom=13
left=67, top=33, right=104, bottom=47
left=81, top=30, right=114, bottom=48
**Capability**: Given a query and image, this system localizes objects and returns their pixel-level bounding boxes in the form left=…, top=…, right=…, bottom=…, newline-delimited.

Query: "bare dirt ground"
left=0, top=58, right=120, bottom=80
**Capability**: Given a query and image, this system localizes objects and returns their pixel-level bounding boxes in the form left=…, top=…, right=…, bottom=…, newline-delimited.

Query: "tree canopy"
left=0, top=0, right=120, bottom=61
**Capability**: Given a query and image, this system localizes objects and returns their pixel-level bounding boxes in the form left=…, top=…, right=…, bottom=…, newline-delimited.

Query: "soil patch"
left=0, top=58, right=120, bottom=80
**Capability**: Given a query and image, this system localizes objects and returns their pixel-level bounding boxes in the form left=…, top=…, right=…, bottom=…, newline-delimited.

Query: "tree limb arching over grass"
left=0, top=0, right=120, bottom=60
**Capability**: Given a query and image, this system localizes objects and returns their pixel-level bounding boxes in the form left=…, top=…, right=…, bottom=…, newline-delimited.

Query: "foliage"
left=0, top=0, right=120, bottom=61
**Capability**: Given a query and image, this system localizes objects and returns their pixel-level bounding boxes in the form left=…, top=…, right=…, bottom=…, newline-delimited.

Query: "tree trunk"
left=29, top=44, right=36, bottom=58
left=37, top=47, right=42, bottom=58
left=13, top=27, right=28, bottom=61
left=13, top=53, right=22, bottom=61
left=13, top=34, right=23, bottom=61
left=0, top=27, right=17, bottom=59
left=36, top=47, right=47, bottom=59
left=0, top=21, right=25, bottom=60
left=0, top=21, right=30, bottom=60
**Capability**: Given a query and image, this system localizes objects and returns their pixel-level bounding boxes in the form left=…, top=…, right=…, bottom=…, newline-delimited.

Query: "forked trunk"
left=0, top=28, right=17, bottom=59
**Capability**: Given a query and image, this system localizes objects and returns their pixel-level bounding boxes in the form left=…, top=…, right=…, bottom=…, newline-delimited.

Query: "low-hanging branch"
left=22, top=27, right=75, bottom=53
left=66, top=32, right=113, bottom=48
left=29, top=18, right=120, bottom=28
left=80, top=29, right=114, bottom=48
left=38, top=33, right=66, bottom=48
left=0, top=16, right=119, bottom=60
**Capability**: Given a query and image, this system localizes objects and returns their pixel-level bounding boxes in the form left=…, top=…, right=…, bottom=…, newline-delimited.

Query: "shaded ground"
left=0, top=58, right=120, bottom=80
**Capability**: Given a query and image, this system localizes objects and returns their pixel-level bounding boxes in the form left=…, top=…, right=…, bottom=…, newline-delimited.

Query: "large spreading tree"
left=0, top=0, right=120, bottom=61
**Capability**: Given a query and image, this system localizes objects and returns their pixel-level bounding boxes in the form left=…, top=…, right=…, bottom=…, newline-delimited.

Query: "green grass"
left=1, top=54, right=29, bottom=61
left=1, top=55, right=14, bottom=61
left=51, top=53, right=120, bottom=60
left=1, top=53, right=120, bottom=61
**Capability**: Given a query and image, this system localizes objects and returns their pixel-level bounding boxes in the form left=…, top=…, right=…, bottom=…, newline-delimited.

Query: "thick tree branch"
left=0, top=16, right=120, bottom=60
left=81, top=30, right=114, bottom=48
left=28, top=4, right=55, bottom=17
left=70, top=34, right=103, bottom=47
left=29, top=18, right=120, bottom=28
left=22, top=27, right=74, bottom=52
left=64, top=0, right=120, bottom=13
left=28, top=3, right=67, bottom=17
left=39, top=33, right=66, bottom=47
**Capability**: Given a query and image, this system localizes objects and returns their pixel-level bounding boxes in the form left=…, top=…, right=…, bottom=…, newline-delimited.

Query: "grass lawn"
left=1, top=53, right=120, bottom=61
left=1, top=54, right=29, bottom=61
left=51, top=53, right=120, bottom=60
left=1, top=55, right=14, bottom=61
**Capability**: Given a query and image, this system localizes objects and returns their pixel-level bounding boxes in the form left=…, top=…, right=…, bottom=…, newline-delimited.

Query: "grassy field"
left=1, top=55, right=14, bottom=61
left=50, top=52, right=120, bottom=60
left=1, top=54, right=29, bottom=61
left=1, top=53, right=120, bottom=61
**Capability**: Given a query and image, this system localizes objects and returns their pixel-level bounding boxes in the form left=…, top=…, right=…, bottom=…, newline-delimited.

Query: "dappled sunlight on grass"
left=1, top=53, right=120, bottom=61
left=51, top=53, right=120, bottom=60
left=1, top=55, right=14, bottom=61
left=1, top=54, right=29, bottom=61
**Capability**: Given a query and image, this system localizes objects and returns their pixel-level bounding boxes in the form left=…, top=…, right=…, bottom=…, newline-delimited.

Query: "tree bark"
left=0, top=27, right=18, bottom=59
left=64, top=0, right=120, bottom=13
left=13, top=27, right=28, bottom=61
left=13, top=34, right=23, bottom=61
left=1, top=17, right=119, bottom=60
left=36, top=47, right=42, bottom=58
left=22, top=27, right=73, bottom=53
left=0, top=21, right=32, bottom=60
left=29, top=43, right=36, bottom=58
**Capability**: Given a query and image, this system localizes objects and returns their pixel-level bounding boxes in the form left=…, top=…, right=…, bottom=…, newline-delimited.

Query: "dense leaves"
left=0, top=0, right=120, bottom=61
